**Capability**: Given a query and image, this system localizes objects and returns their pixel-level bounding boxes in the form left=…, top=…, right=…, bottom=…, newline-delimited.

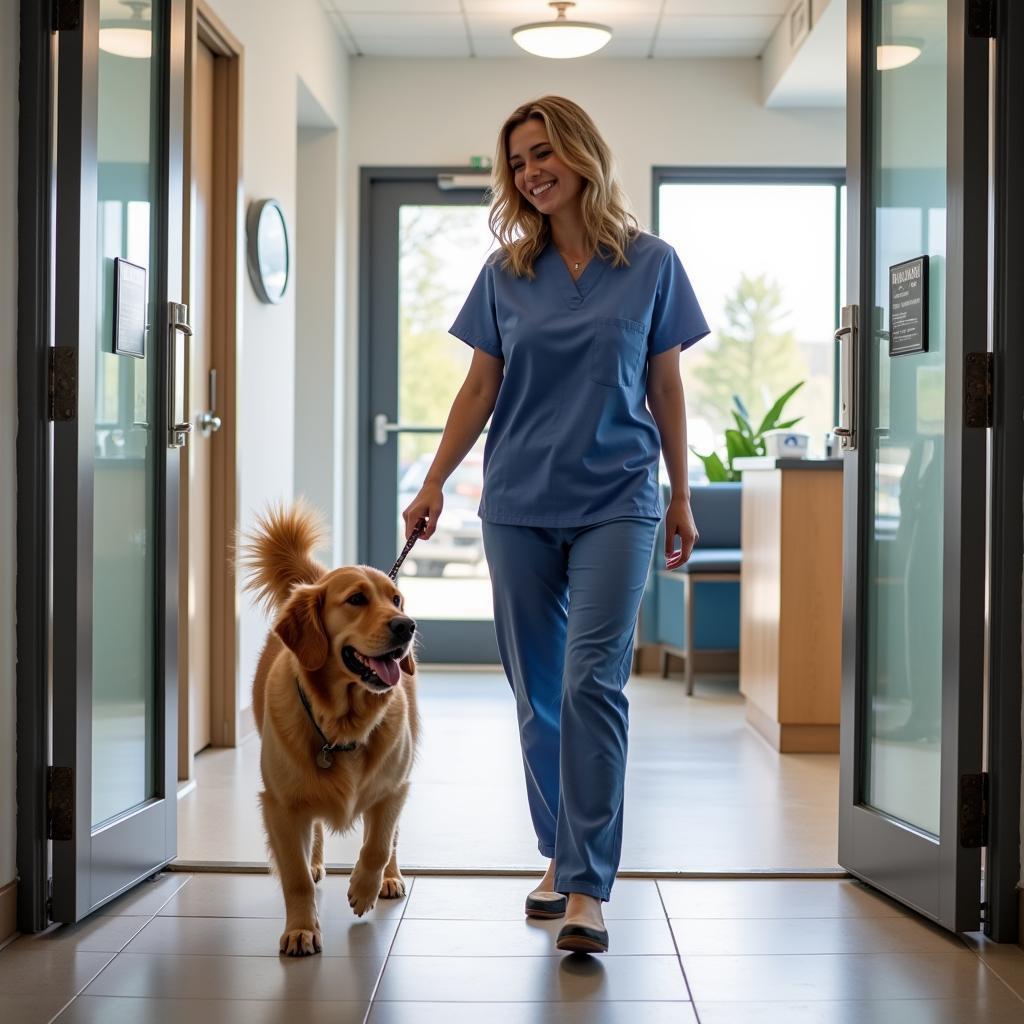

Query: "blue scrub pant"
left=481, top=516, right=658, bottom=902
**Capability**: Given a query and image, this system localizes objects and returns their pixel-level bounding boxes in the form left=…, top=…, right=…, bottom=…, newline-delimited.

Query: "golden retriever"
left=240, top=504, right=419, bottom=956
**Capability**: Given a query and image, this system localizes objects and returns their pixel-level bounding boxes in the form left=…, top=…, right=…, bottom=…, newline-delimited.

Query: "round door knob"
left=198, top=410, right=222, bottom=437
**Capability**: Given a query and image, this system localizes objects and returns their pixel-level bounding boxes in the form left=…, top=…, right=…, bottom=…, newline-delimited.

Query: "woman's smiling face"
left=508, top=118, right=584, bottom=218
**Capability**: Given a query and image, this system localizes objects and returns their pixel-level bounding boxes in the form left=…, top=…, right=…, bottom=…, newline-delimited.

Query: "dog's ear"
left=399, top=649, right=416, bottom=676
left=275, top=584, right=329, bottom=672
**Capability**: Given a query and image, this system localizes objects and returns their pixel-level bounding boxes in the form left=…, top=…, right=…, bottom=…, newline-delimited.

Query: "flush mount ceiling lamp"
left=512, top=2, right=612, bottom=60
left=99, top=0, right=152, bottom=59
left=876, top=0, right=922, bottom=71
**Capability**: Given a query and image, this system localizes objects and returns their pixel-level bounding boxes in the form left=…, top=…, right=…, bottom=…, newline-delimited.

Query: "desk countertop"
left=733, top=456, right=843, bottom=472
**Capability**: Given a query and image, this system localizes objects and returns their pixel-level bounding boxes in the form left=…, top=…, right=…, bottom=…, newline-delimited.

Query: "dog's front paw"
left=280, top=925, right=322, bottom=956
left=348, top=868, right=383, bottom=917
left=310, top=862, right=326, bottom=884
left=379, top=873, right=407, bottom=899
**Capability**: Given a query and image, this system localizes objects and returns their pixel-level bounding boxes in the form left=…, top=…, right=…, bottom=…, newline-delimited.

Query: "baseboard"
left=745, top=700, right=839, bottom=754
left=0, top=879, right=17, bottom=945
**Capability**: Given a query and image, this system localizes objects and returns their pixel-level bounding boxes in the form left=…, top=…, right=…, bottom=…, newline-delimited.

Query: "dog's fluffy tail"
left=238, top=501, right=328, bottom=615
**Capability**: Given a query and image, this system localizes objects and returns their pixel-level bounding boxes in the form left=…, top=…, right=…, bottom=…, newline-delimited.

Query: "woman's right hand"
left=403, top=481, right=444, bottom=541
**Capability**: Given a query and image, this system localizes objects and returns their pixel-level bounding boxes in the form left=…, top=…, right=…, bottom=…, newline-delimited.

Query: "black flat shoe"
left=525, top=891, right=567, bottom=919
left=556, top=923, right=609, bottom=954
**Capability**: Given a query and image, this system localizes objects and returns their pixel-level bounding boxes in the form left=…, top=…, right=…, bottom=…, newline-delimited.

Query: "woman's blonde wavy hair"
left=489, top=96, right=639, bottom=279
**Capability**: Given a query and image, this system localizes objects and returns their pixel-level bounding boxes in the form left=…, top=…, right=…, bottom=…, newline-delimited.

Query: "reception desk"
left=735, top=457, right=843, bottom=753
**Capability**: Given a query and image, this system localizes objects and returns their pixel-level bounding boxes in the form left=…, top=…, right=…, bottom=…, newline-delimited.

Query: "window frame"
left=651, top=165, right=847, bottom=433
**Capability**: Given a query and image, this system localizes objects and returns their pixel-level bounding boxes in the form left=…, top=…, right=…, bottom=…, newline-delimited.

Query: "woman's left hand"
left=664, top=494, right=699, bottom=570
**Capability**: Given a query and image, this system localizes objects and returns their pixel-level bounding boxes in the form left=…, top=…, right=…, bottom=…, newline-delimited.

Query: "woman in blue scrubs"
left=402, top=96, right=708, bottom=954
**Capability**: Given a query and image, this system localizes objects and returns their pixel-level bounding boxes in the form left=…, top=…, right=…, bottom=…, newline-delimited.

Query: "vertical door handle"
left=168, top=302, right=193, bottom=449
left=833, top=304, right=858, bottom=452
left=198, top=367, right=223, bottom=437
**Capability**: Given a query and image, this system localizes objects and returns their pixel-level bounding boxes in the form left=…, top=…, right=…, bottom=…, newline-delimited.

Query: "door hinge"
left=967, top=0, right=997, bottom=38
left=53, top=0, right=82, bottom=32
left=959, top=771, right=988, bottom=848
left=48, top=347, right=77, bottom=422
left=47, top=766, right=74, bottom=841
left=964, top=352, right=993, bottom=428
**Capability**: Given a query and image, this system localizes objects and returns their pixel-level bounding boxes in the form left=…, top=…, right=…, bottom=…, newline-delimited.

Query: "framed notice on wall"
left=112, top=257, right=147, bottom=359
left=888, top=255, right=929, bottom=357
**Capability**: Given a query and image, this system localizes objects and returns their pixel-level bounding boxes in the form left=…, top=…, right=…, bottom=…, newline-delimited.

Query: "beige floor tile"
left=125, top=913, right=399, bottom=957
left=178, top=672, right=840, bottom=871
left=403, top=876, right=665, bottom=920
left=0, top=992, right=77, bottom=1024
left=375, top=953, right=690, bottom=1002
left=682, top=951, right=1012, bottom=1003
left=95, top=872, right=191, bottom=917
left=54, top=996, right=370, bottom=1023
left=659, top=879, right=904, bottom=920
left=369, top=1002, right=699, bottom=1023
left=0, top=947, right=114, bottom=997
left=7, top=914, right=151, bottom=954
left=156, top=871, right=409, bottom=920
left=695, top=996, right=1024, bottom=1023
left=391, top=917, right=676, bottom=956
left=669, top=914, right=966, bottom=955
left=962, top=932, right=1024, bottom=1000
left=83, top=951, right=385, bottom=1001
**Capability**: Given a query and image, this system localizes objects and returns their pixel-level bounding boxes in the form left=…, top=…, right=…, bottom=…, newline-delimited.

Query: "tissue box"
left=763, top=429, right=809, bottom=458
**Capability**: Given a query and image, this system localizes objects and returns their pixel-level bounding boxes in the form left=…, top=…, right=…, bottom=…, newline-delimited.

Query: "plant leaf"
left=732, top=393, right=751, bottom=423
left=691, top=447, right=730, bottom=482
left=773, top=417, right=804, bottom=430
left=756, top=381, right=805, bottom=436
left=731, top=409, right=754, bottom=439
left=725, top=428, right=757, bottom=465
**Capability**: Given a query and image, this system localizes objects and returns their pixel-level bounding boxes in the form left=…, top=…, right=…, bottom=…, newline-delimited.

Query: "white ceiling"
left=319, top=1, right=793, bottom=60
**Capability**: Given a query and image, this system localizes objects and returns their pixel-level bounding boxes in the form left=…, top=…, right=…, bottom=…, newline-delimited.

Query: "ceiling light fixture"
left=99, top=0, right=152, bottom=60
left=512, top=2, right=612, bottom=60
left=876, top=0, right=921, bottom=71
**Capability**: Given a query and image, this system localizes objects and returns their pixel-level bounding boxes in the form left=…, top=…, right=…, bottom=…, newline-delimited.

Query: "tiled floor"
left=2, top=872, right=1023, bottom=1023
left=178, top=670, right=840, bottom=870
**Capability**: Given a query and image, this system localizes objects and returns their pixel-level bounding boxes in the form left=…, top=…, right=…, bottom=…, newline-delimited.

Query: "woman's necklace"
left=558, top=249, right=590, bottom=279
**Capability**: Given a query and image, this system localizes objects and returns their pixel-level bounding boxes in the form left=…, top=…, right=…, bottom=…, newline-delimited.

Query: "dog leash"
left=388, top=517, right=428, bottom=580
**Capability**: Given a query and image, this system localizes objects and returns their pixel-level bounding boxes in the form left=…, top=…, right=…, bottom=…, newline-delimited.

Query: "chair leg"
left=660, top=647, right=668, bottom=679
left=684, top=575, right=695, bottom=696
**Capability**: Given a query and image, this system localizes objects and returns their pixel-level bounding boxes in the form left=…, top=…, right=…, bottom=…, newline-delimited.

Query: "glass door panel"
left=396, top=204, right=495, bottom=622
left=91, top=4, right=162, bottom=827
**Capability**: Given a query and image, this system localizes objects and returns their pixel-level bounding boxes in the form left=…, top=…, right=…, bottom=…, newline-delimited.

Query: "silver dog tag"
left=316, top=747, right=333, bottom=769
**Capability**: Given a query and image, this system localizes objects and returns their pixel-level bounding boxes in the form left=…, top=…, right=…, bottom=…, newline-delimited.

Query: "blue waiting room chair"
left=641, top=482, right=742, bottom=695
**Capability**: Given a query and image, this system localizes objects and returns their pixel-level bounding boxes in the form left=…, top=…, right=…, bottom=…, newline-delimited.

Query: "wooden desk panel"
left=739, top=464, right=843, bottom=753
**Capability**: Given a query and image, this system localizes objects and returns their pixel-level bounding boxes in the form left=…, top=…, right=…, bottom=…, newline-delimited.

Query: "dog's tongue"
left=368, top=655, right=400, bottom=687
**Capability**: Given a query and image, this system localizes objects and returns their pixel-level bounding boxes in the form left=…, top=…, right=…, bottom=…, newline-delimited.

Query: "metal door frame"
left=986, top=0, right=1024, bottom=944
left=358, top=167, right=499, bottom=664
left=17, top=0, right=186, bottom=927
left=838, top=0, right=990, bottom=932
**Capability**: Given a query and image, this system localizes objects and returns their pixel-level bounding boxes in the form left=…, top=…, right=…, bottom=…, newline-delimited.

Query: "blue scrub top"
left=449, top=230, right=709, bottom=527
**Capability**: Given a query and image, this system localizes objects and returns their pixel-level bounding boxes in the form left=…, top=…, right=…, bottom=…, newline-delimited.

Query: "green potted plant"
left=692, top=381, right=805, bottom=482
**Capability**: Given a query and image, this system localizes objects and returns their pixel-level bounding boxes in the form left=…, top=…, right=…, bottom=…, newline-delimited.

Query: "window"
left=656, top=172, right=846, bottom=478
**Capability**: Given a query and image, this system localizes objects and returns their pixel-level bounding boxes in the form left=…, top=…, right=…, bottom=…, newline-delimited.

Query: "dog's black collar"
left=295, top=679, right=359, bottom=768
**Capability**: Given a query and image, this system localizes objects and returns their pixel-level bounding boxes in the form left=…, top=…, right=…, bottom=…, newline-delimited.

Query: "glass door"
left=363, top=174, right=499, bottom=662
left=50, top=0, right=186, bottom=921
left=838, top=0, right=989, bottom=930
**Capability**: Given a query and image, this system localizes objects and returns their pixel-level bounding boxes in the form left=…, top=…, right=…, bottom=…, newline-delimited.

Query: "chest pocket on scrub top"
left=589, top=316, right=647, bottom=388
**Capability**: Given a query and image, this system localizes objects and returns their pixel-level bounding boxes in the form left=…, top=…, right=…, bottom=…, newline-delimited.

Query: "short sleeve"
left=449, top=263, right=503, bottom=359
left=647, top=247, right=710, bottom=356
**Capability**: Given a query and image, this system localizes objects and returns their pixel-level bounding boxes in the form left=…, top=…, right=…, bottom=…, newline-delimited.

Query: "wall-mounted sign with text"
left=888, top=255, right=929, bottom=357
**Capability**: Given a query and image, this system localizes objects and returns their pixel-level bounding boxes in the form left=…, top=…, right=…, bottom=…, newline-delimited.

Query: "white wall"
left=201, top=0, right=349, bottom=720
left=1, top=0, right=19, bottom=896
left=342, top=56, right=846, bottom=561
